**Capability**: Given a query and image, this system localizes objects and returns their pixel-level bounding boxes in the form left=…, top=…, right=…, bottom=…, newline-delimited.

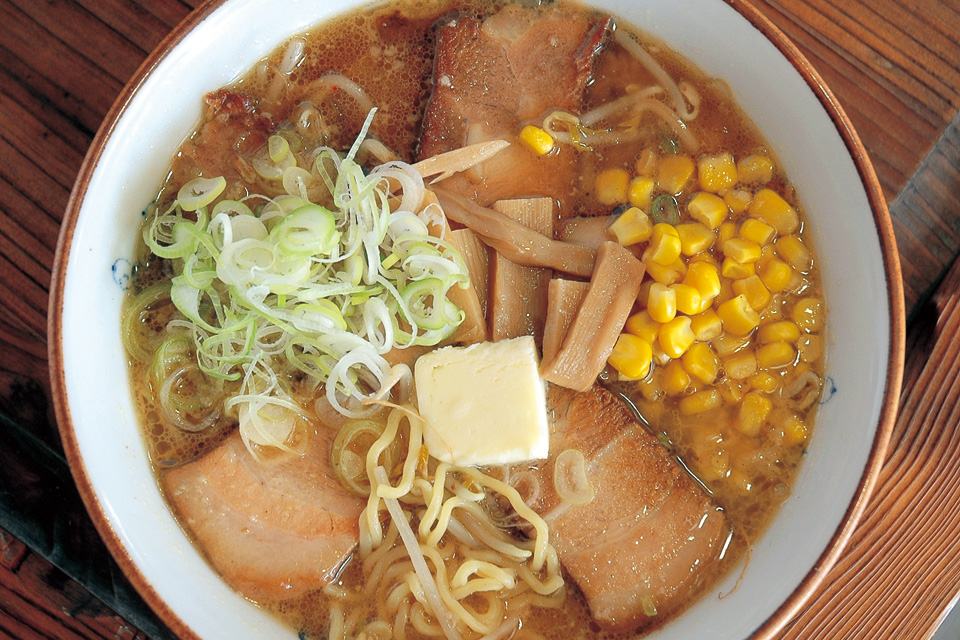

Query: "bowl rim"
left=47, top=0, right=906, bottom=638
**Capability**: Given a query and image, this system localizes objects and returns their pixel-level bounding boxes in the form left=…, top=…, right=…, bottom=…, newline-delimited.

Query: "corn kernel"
left=724, top=189, right=752, bottom=215
left=723, top=237, right=763, bottom=264
left=716, top=277, right=736, bottom=305
left=648, top=223, right=682, bottom=265
left=648, top=283, right=677, bottom=323
left=697, top=444, right=729, bottom=481
left=758, top=320, right=801, bottom=344
left=698, top=152, right=738, bottom=193
left=718, top=220, right=737, bottom=245
left=717, top=295, right=760, bottom=336
left=625, top=310, right=662, bottom=343
left=721, top=257, right=755, bottom=279
left=689, top=308, right=723, bottom=341
left=596, top=168, right=630, bottom=205
left=791, top=297, right=824, bottom=332
left=728, top=469, right=754, bottom=494
left=759, top=257, right=794, bottom=292
left=684, top=261, right=722, bottom=300
left=687, top=192, right=729, bottom=229
left=718, top=379, right=745, bottom=405
left=636, top=280, right=652, bottom=308
left=757, top=341, right=797, bottom=369
left=644, top=254, right=686, bottom=285
left=636, top=376, right=660, bottom=402
left=739, top=218, right=776, bottom=246
left=519, top=125, right=555, bottom=155
left=749, top=188, right=799, bottom=234
left=651, top=341, right=672, bottom=366
left=682, top=342, right=720, bottom=384
left=724, top=351, right=758, bottom=380
left=749, top=371, right=779, bottom=393
left=737, top=392, right=772, bottom=436
left=608, top=207, right=653, bottom=246
left=635, top=148, right=657, bottom=176
left=733, top=275, right=771, bottom=310
left=659, top=316, right=696, bottom=358
left=798, top=334, right=823, bottom=363
left=675, top=222, right=715, bottom=256
left=737, top=154, right=774, bottom=184
left=758, top=242, right=777, bottom=265
left=713, top=331, right=751, bottom=356
left=775, top=234, right=813, bottom=272
left=680, top=389, right=722, bottom=416
left=608, top=333, right=653, bottom=380
left=661, top=359, right=690, bottom=395
left=672, top=283, right=703, bottom=315
left=657, top=154, right=695, bottom=195
left=627, top=176, right=656, bottom=209
left=782, top=414, right=810, bottom=445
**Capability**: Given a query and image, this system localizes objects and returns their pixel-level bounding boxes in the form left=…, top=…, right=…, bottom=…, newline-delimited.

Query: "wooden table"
left=0, top=0, right=958, bottom=638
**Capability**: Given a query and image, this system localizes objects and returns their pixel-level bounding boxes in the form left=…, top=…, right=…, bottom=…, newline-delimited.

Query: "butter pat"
left=414, top=336, right=549, bottom=466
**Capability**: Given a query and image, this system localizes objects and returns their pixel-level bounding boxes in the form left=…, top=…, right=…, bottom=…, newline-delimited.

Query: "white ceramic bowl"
left=50, top=0, right=904, bottom=638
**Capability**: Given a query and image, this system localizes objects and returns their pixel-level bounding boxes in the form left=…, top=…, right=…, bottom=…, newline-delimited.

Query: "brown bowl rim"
left=48, top=1, right=906, bottom=639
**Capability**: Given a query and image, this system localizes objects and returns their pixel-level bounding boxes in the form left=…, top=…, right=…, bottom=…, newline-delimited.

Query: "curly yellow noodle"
left=418, top=463, right=450, bottom=537
left=459, top=468, right=550, bottom=571
left=350, top=405, right=565, bottom=639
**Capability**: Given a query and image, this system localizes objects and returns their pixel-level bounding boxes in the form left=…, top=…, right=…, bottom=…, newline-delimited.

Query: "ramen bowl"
left=49, top=0, right=904, bottom=638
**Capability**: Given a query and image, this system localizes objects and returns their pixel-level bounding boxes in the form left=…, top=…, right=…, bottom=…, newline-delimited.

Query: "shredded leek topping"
left=140, top=110, right=469, bottom=452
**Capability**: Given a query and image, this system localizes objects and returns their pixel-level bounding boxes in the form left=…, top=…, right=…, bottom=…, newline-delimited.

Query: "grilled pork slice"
left=529, top=385, right=730, bottom=632
left=162, top=429, right=363, bottom=601
left=418, top=5, right=610, bottom=205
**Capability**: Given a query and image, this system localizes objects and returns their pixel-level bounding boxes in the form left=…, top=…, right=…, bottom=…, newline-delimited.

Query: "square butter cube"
left=414, top=336, right=549, bottom=466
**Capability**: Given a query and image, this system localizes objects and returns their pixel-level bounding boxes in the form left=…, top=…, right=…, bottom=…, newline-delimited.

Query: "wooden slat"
left=889, top=111, right=960, bottom=317
left=9, top=0, right=148, bottom=82
left=780, top=255, right=960, bottom=640
left=0, top=3, right=123, bottom=121
left=0, top=529, right=147, bottom=640
left=752, top=0, right=960, bottom=202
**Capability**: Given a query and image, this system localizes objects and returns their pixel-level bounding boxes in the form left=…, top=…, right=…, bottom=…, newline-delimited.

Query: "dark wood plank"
left=9, top=0, right=148, bottom=82
left=0, top=529, right=147, bottom=640
left=889, top=110, right=960, bottom=317
left=0, top=3, right=123, bottom=122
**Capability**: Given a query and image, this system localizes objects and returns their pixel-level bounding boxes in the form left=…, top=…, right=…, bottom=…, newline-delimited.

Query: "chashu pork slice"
left=418, top=4, right=610, bottom=205
left=162, top=429, right=364, bottom=602
left=526, top=384, right=730, bottom=632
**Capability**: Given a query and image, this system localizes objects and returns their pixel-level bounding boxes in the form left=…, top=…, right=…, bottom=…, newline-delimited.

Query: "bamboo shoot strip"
left=435, top=189, right=596, bottom=278
left=541, top=278, right=590, bottom=367
left=450, top=228, right=490, bottom=319
left=540, top=242, right=646, bottom=391
left=413, top=140, right=511, bottom=184
left=490, top=198, right=556, bottom=342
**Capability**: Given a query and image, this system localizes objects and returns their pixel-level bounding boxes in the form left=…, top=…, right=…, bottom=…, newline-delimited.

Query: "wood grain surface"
left=0, top=0, right=959, bottom=639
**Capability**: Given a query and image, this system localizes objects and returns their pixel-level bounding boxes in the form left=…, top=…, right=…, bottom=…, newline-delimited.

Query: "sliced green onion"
left=651, top=194, right=680, bottom=225
left=271, top=204, right=339, bottom=256
left=331, top=419, right=391, bottom=496
left=212, top=199, right=254, bottom=217
left=178, top=176, right=226, bottom=212
left=151, top=336, right=194, bottom=385
left=139, top=109, right=469, bottom=439
left=121, top=281, right=173, bottom=362
left=268, top=134, right=290, bottom=163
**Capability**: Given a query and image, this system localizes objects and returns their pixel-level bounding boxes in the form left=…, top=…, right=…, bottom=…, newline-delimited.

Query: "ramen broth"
left=124, top=1, right=825, bottom=637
